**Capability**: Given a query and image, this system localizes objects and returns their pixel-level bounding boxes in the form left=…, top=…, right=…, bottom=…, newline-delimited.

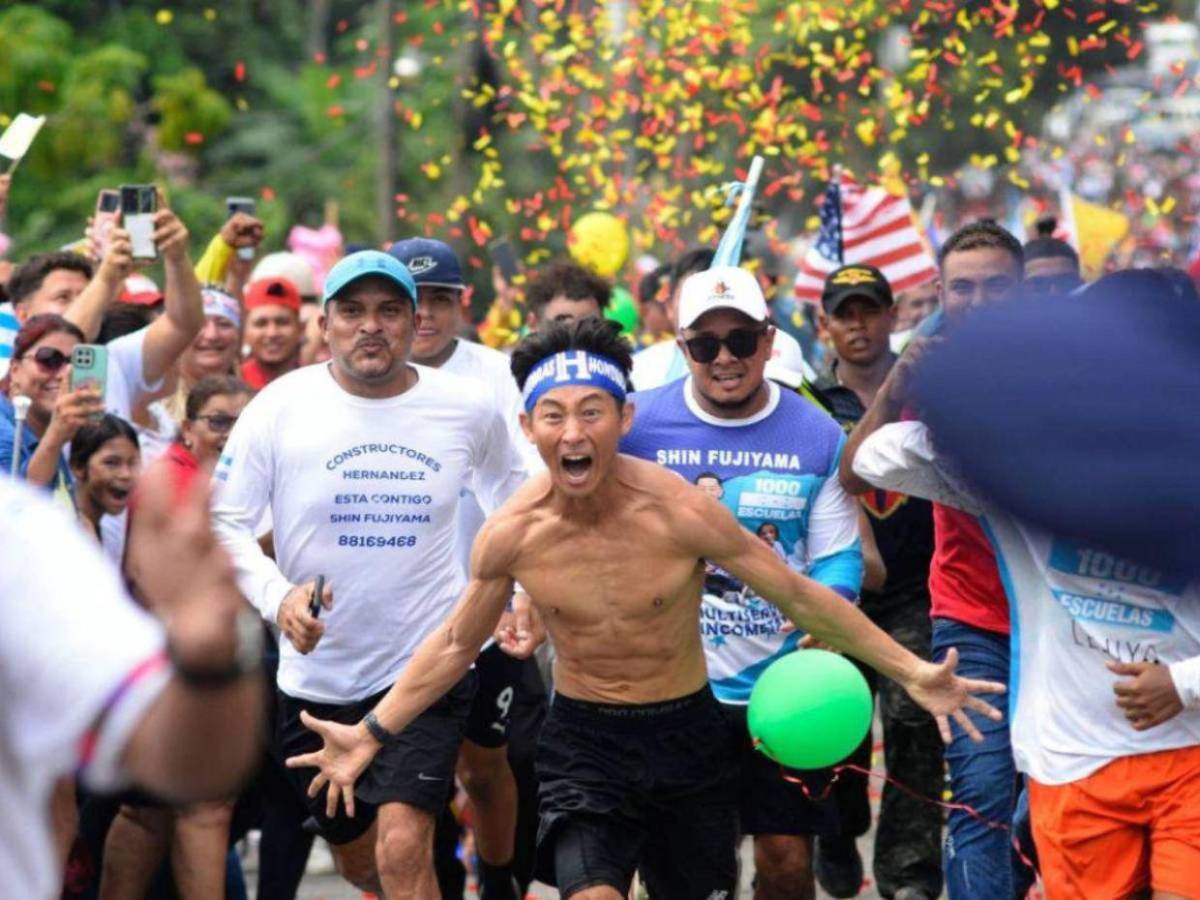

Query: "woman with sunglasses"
left=69, top=414, right=140, bottom=547
left=0, top=314, right=103, bottom=500
left=169, top=373, right=251, bottom=475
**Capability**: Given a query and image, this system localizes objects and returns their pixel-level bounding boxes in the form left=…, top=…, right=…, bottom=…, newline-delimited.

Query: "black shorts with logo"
left=278, top=672, right=476, bottom=845
left=534, top=686, right=739, bottom=898
left=721, top=702, right=840, bottom=837
left=464, top=642, right=530, bottom=748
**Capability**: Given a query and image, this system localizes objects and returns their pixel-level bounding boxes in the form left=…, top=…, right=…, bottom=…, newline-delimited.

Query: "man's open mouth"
left=562, top=454, right=593, bottom=479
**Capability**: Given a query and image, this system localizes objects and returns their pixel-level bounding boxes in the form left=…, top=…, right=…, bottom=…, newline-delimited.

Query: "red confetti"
left=234, top=61, right=246, bottom=82
left=184, top=132, right=204, bottom=145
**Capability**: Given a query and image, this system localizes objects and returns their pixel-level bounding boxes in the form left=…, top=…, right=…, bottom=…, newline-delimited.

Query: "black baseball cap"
left=821, top=265, right=894, bottom=315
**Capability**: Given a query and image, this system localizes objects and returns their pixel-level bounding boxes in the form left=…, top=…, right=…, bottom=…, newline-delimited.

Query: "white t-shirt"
left=854, top=421, right=1200, bottom=785
left=105, top=327, right=163, bottom=422
left=0, top=479, right=169, bottom=900
left=211, top=362, right=528, bottom=704
left=100, top=327, right=166, bottom=563
left=630, top=328, right=815, bottom=391
left=439, top=339, right=536, bottom=572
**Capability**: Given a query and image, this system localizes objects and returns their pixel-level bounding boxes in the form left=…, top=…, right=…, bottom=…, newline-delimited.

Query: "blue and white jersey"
left=622, top=377, right=863, bottom=704
left=855, top=421, right=1200, bottom=785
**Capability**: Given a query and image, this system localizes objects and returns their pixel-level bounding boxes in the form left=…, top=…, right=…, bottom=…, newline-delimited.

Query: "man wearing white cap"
left=629, top=248, right=814, bottom=390
left=211, top=250, right=527, bottom=897
left=621, top=265, right=865, bottom=898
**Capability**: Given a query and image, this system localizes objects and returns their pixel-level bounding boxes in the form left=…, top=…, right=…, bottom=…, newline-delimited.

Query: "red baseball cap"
left=244, top=277, right=302, bottom=313
left=119, top=274, right=163, bottom=306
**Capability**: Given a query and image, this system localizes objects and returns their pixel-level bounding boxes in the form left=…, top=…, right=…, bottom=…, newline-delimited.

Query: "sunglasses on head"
left=30, top=347, right=71, bottom=372
left=683, top=327, right=767, bottom=364
left=193, top=413, right=239, bottom=433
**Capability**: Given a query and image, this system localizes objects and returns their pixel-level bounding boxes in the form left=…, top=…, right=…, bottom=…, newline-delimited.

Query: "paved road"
left=263, top=725, right=918, bottom=899
left=286, top=833, right=889, bottom=898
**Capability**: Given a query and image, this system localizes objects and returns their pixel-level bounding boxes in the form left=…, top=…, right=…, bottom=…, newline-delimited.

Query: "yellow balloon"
left=568, top=211, right=629, bottom=279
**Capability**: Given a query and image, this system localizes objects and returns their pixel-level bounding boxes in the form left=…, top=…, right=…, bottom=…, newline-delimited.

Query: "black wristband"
left=363, top=711, right=395, bottom=744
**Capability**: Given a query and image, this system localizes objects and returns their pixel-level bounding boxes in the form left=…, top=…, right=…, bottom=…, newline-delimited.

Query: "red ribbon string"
left=752, top=740, right=1041, bottom=880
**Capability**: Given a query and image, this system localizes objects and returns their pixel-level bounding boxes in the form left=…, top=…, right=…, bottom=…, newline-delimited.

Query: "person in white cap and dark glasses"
left=210, top=249, right=527, bottom=897
left=619, top=264, right=872, bottom=898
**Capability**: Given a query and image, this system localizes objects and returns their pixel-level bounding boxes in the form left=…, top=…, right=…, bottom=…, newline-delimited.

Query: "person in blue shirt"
left=620, top=266, right=864, bottom=900
left=0, top=314, right=102, bottom=502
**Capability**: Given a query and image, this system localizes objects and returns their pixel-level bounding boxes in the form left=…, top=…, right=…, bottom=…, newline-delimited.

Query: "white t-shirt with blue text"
left=854, top=421, right=1200, bottom=785
left=622, top=377, right=863, bottom=703
left=211, top=362, right=527, bottom=704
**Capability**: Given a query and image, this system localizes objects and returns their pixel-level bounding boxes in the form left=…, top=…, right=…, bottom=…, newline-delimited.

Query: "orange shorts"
left=1028, top=744, right=1200, bottom=899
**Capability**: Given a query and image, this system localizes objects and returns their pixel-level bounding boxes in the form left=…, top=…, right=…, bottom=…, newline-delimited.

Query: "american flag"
left=793, top=176, right=937, bottom=303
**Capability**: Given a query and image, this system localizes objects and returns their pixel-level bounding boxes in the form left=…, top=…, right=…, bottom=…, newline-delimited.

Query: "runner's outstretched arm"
left=285, top=515, right=519, bottom=817
left=682, top=488, right=1004, bottom=743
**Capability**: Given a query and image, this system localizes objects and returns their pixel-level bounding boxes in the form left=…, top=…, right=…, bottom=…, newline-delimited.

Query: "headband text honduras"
left=521, top=351, right=628, bottom=413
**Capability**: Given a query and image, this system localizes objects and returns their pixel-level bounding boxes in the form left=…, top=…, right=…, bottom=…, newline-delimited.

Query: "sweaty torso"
left=508, top=459, right=710, bottom=704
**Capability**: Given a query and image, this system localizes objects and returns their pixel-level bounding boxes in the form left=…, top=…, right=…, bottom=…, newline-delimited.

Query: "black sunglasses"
left=31, top=347, right=71, bottom=372
left=193, top=413, right=239, bottom=433
left=683, top=327, right=767, bottom=364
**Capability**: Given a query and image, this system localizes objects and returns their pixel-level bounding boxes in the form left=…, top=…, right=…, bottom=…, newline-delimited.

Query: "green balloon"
left=747, top=649, right=872, bottom=770
left=604, top=286, right=639, bottom=336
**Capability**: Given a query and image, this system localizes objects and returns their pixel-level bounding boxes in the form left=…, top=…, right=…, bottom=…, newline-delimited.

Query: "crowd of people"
left=2, top=142, right=1198, bottom=900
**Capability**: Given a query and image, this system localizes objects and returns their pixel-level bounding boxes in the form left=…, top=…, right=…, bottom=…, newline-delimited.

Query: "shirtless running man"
left=288, top=317, right=1003, bottom=899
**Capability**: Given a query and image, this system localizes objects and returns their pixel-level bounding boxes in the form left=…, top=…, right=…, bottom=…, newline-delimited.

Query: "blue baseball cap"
left=321, top=250, right=417, bottom=308
left=387, top=237, right=465, bottom=290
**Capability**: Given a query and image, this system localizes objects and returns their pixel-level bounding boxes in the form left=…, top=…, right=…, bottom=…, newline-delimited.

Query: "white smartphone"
left=120, top=184, right=157, bottom=260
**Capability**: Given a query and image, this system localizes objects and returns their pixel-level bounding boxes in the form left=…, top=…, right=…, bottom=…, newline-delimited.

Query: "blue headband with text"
left=522, top=351, right=628, bottom=412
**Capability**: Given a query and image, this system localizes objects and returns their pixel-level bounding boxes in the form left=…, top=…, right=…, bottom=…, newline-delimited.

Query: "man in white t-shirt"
left=853, top=420, right=1200, bottom=900
left=0, top=467, right=262, bottom=900
left=631, top=247, right=814, bottom=390
left=211, top=250, right=527, bottom=897
left=388, top=236, right=534, bottom=898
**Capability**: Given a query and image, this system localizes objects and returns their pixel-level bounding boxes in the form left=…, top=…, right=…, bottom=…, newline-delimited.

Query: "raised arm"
left=64, top=229, right=133, bottom=340
left=139, top=205, right=204, bottom=386
left=680, top=488, right=1002, bottom=740
left=285, top=516, right=519, bottom=817
left=839, top=337, right=930, bottom=495
left=851, top=420, right=982, bottom=515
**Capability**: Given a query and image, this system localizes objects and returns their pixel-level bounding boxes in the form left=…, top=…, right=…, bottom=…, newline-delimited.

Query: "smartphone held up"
left=120, top=184, right=158, bottom=261
left=91, top=190, right=121, bottom=261
left=69, top=344, right=108, bottom=421
left=226, top=196, right=257, bottom=260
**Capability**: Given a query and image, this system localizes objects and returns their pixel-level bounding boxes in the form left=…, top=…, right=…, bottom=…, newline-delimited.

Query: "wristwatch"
left=170, top=609, right=264, bottom=688
left=363, top=710, right=396, bottom=744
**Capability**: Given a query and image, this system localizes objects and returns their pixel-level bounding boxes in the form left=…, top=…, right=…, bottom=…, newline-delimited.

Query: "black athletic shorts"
left=278, top=672, right=476, bottom=845
left=721, top=702, right=840, bottom=837
left=534, top=686, right=739, bottom=898
left=464, top=642, right=529, bottom=748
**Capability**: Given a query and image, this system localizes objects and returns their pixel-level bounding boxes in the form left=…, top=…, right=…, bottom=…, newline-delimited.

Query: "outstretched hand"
left=285, top=712, right=378, bottom=819
left=904, top=648, right=1006, bottom=743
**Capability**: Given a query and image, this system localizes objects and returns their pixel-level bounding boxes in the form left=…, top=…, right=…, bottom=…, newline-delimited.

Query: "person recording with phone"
left=0, top=314, right=100, bottom=501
